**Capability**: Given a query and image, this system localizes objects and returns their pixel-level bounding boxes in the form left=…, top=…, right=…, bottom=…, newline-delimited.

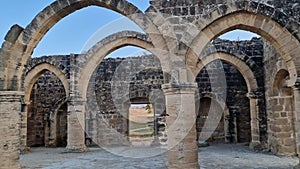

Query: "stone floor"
left=20, top=143, right=298, bottom=169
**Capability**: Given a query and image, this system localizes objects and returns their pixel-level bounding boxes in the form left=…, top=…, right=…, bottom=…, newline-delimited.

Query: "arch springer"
left=247, top=90, right=263, bottom=99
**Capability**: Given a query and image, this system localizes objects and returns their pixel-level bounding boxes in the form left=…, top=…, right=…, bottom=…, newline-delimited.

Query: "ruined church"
left=1, top=0, right=300, bottom=168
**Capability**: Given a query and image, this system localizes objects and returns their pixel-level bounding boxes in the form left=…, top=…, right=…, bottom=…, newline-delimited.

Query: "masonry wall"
left=27, top=71, right=67, bottom=147
left=26, top=36, right=267, bottom=147
left=25, top=37, right=298, bottom=155
left=146, top=0, right=298, bottom=150
left=196, top=60, right=251, bottom=143
left=263, top=41, right=297, bottom=156
left=86, top=55, right=167, bottom=146
left=0, top=1, right=300, bottom=168
left=0, top=92, right=23, bottom=168
left=195, top=38, right=267, bottom=144
left=197, top=97, right=225, bottom=143
left=151, top=0, right=300, bottom=21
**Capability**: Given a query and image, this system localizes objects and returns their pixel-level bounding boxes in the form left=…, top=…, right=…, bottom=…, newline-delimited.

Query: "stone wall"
left=0, top=0, right=299, bottom=168
left=0, top=92, right=23, bottom=168
left=266, top=0, right=300, bottom=22
left=150, top=0, right=300, bottom=22
left=26, top=36, right=267, bottom=147
left=196, top=60, right=251, bottom=143
left=27, top=70, right=67, bottom=147
left=264, top=40, right=297, bottom=156
left=23, top=55, right=70, bottom=87
left=197, top=97, right=225, bottom=143
left=86, top=55, right=167, bottom=146
left=196, top=38, right=266, bottom=144
left=23, top=34, right=299, bottom=156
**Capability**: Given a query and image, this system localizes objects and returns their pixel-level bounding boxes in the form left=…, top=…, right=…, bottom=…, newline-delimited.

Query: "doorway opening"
left=129, top=102, right=155, bottom=146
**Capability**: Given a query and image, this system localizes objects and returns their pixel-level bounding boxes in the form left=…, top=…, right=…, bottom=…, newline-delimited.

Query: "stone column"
left=48, top=111, right=56, bottom=146
left=20, top=101, right=29, bottom=153
left=247, top=92, right=261, bottom=150
left=162, top=83, right=199, bottom=169
left=293, top=83, right=300, bottom=159
left=66, top=99, right=88, bottom=152
left=0, top=91, right=24, bottom=169
left=225, top=109, right=237, bottom=143
left=67, top=54, right=88, bottom=151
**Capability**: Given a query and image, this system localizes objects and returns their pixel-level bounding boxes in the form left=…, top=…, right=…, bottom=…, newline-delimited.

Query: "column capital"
left=162, top=82, right=197, bottom=95
left=67, top=97, right=85, bottom=113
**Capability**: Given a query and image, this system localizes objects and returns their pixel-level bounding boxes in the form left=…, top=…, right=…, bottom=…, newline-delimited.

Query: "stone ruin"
left=1, top=0, right=300, bottom=168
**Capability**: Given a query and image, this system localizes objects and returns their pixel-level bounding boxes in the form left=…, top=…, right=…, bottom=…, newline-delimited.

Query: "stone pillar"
left=67, top=53, right=88, bottom=152
left=48, top=111, right=56, bottom=147
left=293, top=83, right=300, bottom=159
left=225, top=109, right=238, bottom=143
left=0, top=91, right=23, bottom=169
left=66, top=99, right=88, bottom=152
left=247, top=92, right=261, bottom=150
left=20, top=101, right=29, bottom=153
left=162, top=83, right=199, bottom=169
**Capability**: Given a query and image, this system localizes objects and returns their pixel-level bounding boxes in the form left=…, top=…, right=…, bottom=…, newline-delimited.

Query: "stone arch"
left=24, top=63, right=69, bottom=103
left=75, top=36, right=163, bottom=145
left=186, top=10, right=300, bottom=84
left=78, top=31, right=160, bottom=100
left=21, top=63, right=70, bottom=147
left=273, top=69, right=291, bottom=89
left=199, top=40, right=262, bottom=71
left=265, top=56, right=292, bottom=90
left=195, top=52, right=258, bottom=92
left=83, top=53, right=165, bottom=146
left=0, top=0, right=168, bottom=91
left=268, top=59, right=290, bottom=85
left=22, top=56, right=70, bottom=90
left=195, top=52, right=260, bottom=148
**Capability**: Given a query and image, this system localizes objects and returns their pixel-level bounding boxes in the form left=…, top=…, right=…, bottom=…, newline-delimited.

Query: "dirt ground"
left=20, top=143, right=298, bottom=169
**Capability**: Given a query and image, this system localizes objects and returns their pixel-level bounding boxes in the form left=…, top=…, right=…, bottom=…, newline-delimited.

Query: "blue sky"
left=0, top=1, right=259, bottom=58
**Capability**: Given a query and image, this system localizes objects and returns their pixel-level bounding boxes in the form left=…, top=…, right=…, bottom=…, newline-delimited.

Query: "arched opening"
left=187, top=11, right=299, bottom=85
left=16, top=1, right=152, bottom=150
left=33, top=6, right=145, bottom=57
left=196, top=60, right=251, bottom=145
left=267, top=69, right=296, bottom=156
left=219, top=29, right=260, bottom=41
left=5, top=0, right=166, bottom=92
left=273, top=70, right=290, bottom=90
left=194, top=26, right=270, bottom=151
left=85, top=45, right=166, bottom=147
left=191, top=15, right=299, bottom=155
left=26, top=70, right=67, bottom=147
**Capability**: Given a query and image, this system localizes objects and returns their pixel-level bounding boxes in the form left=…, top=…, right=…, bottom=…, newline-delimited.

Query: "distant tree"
left=146, top=104, right=152, bottom=114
